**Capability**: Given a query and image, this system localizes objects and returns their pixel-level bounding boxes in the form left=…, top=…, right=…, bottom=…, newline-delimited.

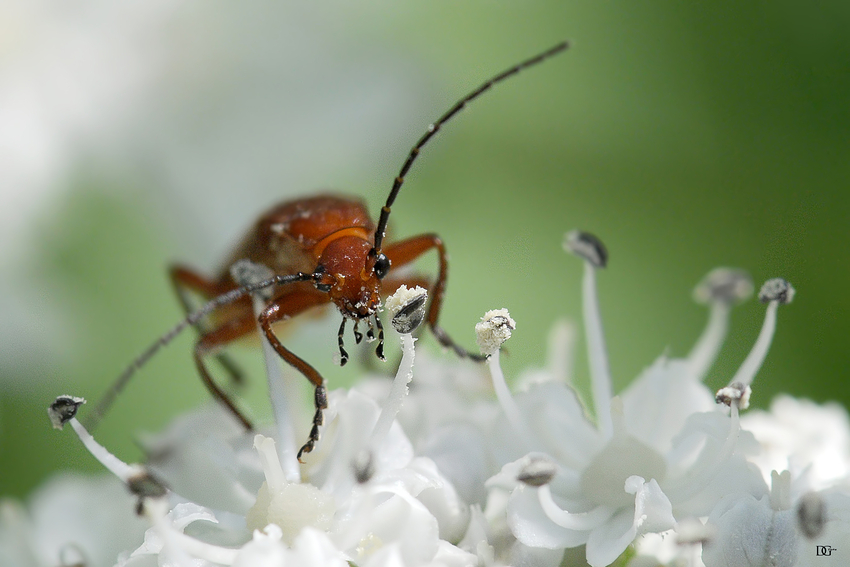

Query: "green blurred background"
left=2, top=1, right=848, bottom=499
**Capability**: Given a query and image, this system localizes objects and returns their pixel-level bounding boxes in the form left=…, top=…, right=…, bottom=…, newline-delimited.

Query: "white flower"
left=43, top=310, right=475, bottom=567
left=0, top=473, right=147, bottom=567
left=702, top=471, right=850, bottom=567
left=485, top=234, right=790, bottom=567
left=25, top=232, right=850, bottom=567
left=740, top=395, right=850, bottom=493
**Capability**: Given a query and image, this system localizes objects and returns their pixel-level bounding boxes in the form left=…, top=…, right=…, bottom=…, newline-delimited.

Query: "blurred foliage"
left=2, top=0, right=849, bottom=499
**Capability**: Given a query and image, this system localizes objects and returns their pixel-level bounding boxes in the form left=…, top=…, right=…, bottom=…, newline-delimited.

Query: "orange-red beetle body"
left=89, top=42, right=569, bottom=461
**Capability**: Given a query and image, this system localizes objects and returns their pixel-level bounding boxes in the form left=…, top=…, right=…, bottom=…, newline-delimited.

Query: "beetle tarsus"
left=337, top=318, right=349, bottom=366
left=297, top=384, right=328, bottom=462
left=374, top=315, right=386, bottom=361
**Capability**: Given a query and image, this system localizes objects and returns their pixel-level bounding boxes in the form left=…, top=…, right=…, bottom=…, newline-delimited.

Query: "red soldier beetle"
left=86, top=41, right=569, bottom=461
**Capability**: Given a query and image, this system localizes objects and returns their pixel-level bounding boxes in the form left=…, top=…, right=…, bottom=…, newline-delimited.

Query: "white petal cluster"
left=7, top=239, right=850, bottom=567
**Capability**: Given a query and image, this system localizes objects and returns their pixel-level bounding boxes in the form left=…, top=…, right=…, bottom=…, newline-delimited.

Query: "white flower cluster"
left=3, top=238, right=850, bottom=567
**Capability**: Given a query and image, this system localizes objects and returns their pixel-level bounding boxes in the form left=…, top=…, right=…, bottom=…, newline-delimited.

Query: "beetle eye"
left=374, top=254, right=391, bottom=279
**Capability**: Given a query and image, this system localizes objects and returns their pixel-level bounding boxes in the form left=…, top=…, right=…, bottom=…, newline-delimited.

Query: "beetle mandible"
left=87, top=41, right=569, bottom=461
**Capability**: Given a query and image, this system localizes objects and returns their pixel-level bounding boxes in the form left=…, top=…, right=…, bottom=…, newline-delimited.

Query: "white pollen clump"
left=475, top=308, right=516, bottom=356
left=715, top=383, right=752, bottom=409
left=384, top=285, right=428, bottom=316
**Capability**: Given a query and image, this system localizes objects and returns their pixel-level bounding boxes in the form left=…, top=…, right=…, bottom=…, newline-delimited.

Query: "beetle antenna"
left=371, top=41, right=569, bottom=253
left=84, top=271, right=316, bottom=430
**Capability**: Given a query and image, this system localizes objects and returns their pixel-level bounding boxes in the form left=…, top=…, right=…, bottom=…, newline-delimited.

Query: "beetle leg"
left=353, top=320, right=363, bottom=344
left=257, top=293, right=329, bottom=462
left=365, top=318, right=376, bottom=342
left=373, top=314, right=385, bottom=361
left=193, top=311, right=259, bottom=430
left=337, top=317, right=349, bottom=366
left=170, top=264, right=246, bottom=385
left=382, top=234, right=485, bottom=361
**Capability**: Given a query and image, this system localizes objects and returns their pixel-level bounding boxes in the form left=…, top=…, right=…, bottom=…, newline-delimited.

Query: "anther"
left=796, top=491, right=827, bottom=539
left=693, top=268, right=753, bottom=305
left=758, top=278, right=795, bottom=304
left=715, top=382, right=751, bottom=409
left=352, top=450, right=375, bottom=484
left=517, top=456, right=558, bottom=487
left=475, top=308, right=516, bottom=357
left=48, top=396, right=86, bottom=430
left=563, top=230, right=608, bottom=269
left=127, top=467, right=168, bottom=515
left=385, top=285, right=429, bottom=334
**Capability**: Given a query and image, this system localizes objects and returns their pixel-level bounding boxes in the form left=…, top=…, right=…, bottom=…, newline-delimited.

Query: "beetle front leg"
left=383, top=233, right=485, bottom=361
left=193, top=312, right=258, bottom=430
left=257, top=293, right=329, bottom=461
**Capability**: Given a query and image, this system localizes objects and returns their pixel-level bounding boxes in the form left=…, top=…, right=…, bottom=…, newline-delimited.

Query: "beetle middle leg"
left=383, top=233, right=485, bottom=361
left=257, top=291, right=330, bottom=461
left=193, top=311, right=259, bottom=430
left=171, top=265, right=246, bottom=385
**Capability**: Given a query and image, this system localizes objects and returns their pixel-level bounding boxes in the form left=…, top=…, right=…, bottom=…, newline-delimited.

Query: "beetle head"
left=315, top=237, right=390, bottom=319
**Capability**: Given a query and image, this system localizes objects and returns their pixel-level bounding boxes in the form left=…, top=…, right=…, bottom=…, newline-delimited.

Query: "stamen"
left=537, top=484, right=614, bottom=530
left=370, top=334, right=416, bottom=450
left=687, top=268, right=753, bottom=381
left=547, top=319, right=576, bottom=385
left=476, top=310, right=536, bottom=450
left=369, top=286, right=429, bottom=452
left=49, top=396, right=137, bottom=482
left=727, top=278, right=795, bottom=389
left=564, top=230, right=613, bottom=439
left=796, top=491, right=827, bottom=539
